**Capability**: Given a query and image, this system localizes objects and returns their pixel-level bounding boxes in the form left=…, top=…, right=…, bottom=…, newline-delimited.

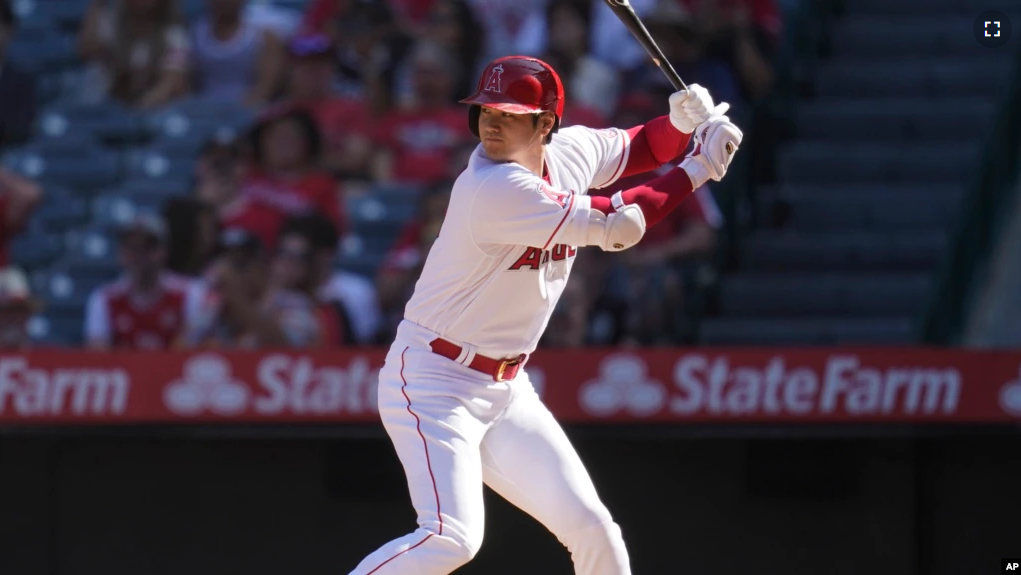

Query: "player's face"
left=478, top=107, right=552, bottom=161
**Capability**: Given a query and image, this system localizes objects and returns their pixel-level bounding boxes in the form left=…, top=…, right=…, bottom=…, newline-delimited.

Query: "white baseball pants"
left=349, top=321, right=632, bottom=575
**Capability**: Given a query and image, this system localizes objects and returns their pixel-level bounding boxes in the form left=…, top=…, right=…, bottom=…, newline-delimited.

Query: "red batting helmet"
left=459, top=56, right=565, bottom=138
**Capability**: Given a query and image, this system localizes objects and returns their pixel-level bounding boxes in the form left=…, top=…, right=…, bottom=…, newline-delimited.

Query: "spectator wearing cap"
left=78, top=0, right=192, bottom=109
left=280, top=213, right=382, bottom=345
left=285, top=33, right=373, bottom=179
left=228, top=106, right=345, bottom=250
left=182, top=226, right=274, bottom=348
left=84, top=213, right=197, bottom=350
left=0, top=267, right=40, bottom=349
left=371, top=40, right=469, bottom=187
left=0, top=0, right=38, bottom=148
left=0, top=168, right=43, bottom=268
left=189, top=0, right=286, bottom=107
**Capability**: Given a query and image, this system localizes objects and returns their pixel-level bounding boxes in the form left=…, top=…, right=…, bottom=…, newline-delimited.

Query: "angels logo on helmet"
left=484, top=64, right=505, bottom=93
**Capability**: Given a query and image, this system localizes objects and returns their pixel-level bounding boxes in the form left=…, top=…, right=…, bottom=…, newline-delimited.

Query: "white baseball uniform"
left=350, top=125, right=634, bottom=575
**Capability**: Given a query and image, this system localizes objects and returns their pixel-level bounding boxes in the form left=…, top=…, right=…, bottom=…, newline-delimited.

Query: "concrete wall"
left=1, top=431, right=1017, bottom=575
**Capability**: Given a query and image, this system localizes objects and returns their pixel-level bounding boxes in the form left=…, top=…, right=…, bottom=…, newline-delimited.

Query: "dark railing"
left=920, top=48, right=1021, bottom=345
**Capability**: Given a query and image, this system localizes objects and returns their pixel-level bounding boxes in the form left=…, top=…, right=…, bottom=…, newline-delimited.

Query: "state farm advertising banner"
left=1, top=349, right=1020, bottom=425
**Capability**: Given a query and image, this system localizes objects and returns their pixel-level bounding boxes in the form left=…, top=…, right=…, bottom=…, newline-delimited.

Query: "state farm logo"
left=161, top=353, right=380, bottom=417
left=999, top=365, right=1021, bottom=417
left=579, top=354, right=666, bottom=416
left=0, top=357, right=129, bottom=418
left=164, top=354, right=248, bottom=416
left=576, top=353, right=963, bottom=419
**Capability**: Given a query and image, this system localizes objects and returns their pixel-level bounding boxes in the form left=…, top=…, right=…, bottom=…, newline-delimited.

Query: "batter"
left=350, top=55, right=742, bottom=575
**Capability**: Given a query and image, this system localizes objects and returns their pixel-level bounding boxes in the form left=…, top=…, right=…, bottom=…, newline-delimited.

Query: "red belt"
left=429, top=338, right=527, bottom=382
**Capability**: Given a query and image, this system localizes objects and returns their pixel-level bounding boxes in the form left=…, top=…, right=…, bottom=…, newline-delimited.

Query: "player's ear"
left=540, top=113, right=555, bottom=134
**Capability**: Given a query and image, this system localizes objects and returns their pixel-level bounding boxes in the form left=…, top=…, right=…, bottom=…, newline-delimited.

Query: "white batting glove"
left=679, top=115, right=743, bottom=188
left=669, top=84, right=731, bottom=134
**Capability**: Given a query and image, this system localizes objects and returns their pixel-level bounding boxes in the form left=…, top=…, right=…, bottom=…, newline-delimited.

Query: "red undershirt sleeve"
left=589, top=168, right=695, bottom=228
left=620, top=115, right=692, bottom=178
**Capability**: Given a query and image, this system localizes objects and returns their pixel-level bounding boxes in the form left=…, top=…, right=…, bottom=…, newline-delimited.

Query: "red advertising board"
left=0, top=348, right=1020, bottom=425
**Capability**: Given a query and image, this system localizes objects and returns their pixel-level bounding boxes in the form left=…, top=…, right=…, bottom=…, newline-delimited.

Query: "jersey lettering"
left=484, top=65, right=505, bottom=93
left=508, top=244, right=576, bottom=271
left=551, top=244, right=577, bottom=261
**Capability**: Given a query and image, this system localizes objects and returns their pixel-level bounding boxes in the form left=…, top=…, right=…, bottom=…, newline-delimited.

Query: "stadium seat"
left=35, top=0, right=90, bottom=29
left=2, top=147, right=121, bottom=190
left=149, top=96, right=257, bottom=127
left=29, top=197, right=90, bottom=231
left=717, top=272, right=933, bottom=317
left=740, top=230, right=947, bottom=272
left=368, top=183, right=426, bottom=204
left=8, top=232, right=63, bottom=271
left=122, top=149, right=196, bottom=183
left=27, top=311, right=85, bottom=346
left=831, top=16, right=987, bottom=58
left=32, top=266, right=105, bottom=313
left=778, top=141, right=982, bottom=184
left=815, top=56, right=1012, bottom=100
left=40, top=100, right=147, bottom=143
left=91, top=194, right=141, bottom=230
left=60, top=228, right=120, bottom=277
left=768, top=188, right=963, bottom=231
left=6, top=33, right=78, bottom=73
left=348, top=195, right=417, bottom=225
left=697, top=317, right=917, bottom=346
left=796, top=97, right=995, bottom=141
left=335, top=252, right=381, bottom=278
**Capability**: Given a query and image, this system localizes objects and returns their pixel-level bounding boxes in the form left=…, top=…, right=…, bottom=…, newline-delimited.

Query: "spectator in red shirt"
left=285, top=33, right=374, bottom=179
left=84, top=213, right=197, bottom=350
left=0, top=267, right=40, bottom=350
left=226, top=106, right=345, bottom=250
left=370, top=40, right=468, bottom=187
left=0, top=168, right=43, bottom=268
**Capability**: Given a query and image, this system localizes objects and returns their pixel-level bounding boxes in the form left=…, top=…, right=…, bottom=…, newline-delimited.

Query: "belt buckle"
left=494, top=354, right=526, bottom=382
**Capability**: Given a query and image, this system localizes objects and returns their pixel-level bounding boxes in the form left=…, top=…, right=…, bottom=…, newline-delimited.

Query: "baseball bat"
left=603, top=0, right=687, bottom=91
left=603, top=0, right=735, bottom=155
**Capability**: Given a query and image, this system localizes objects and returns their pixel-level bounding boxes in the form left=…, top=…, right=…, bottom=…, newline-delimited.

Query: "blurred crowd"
left=0, top=0, right=781, bottom=351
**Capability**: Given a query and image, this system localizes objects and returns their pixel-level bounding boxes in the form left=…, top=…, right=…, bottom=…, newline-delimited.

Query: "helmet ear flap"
left=468, top=105, right=481, bottom=137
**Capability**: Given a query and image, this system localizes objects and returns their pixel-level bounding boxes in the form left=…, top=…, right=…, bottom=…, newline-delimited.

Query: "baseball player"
left=350, top=56, right=742, bottom=575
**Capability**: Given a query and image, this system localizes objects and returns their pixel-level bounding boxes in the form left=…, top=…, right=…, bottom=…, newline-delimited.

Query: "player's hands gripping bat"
left=668, top=85, right=730, bottom=134
left=603, top=0, right=735, bottom=155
